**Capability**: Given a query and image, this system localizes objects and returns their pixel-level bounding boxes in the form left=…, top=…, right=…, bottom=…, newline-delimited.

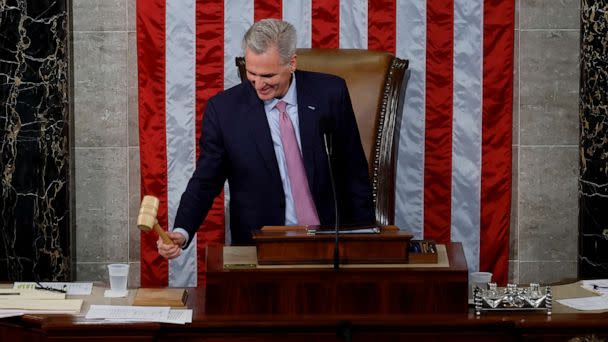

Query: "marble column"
left=579, top=0, right=608, bottom=278
left=0, top=1, right=72, bottom=281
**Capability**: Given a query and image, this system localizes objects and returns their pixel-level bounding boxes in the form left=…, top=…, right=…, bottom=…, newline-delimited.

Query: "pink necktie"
left=276, top=100, right=320, bottom=225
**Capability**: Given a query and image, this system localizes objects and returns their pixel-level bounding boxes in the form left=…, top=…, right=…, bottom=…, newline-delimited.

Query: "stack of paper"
left=0, top=289, right=83, bottom=314
left=13, top=282, right=93, bottom=295
left=0, top=299, right=83, bottom=313
left=86, top=305, right=192, bottom=324
left=0, top=289, right=65, bottom=299
left=556, top=279, right=608, bottom=311
left=557, top=296, right=608, bottom=311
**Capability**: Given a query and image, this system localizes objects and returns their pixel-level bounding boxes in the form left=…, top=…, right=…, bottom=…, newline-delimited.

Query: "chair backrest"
left=236, top=48, right=408, bottom=225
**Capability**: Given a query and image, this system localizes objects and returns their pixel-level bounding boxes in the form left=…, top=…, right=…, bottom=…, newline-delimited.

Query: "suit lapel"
left=295, top=71, right=319, bottom=189
left=243, top=85, right=281, bottom=180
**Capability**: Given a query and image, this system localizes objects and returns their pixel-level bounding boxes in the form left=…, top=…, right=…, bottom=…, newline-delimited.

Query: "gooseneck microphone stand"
left=323, top=131, right=340, bottom=270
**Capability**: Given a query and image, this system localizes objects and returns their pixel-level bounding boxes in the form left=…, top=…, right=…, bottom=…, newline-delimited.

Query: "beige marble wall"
left=73, top=0, right=140, bottom=287
left=72, top=0, right=580, bottom=286
left=511, top=0, right=580, bottom=284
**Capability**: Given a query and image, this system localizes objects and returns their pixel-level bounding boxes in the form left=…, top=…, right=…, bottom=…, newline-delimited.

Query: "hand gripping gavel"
left=137, top=195, right=174, bottom=246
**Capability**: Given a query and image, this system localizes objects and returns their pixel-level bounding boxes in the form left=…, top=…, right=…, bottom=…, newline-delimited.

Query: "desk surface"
left=1, top=244, right=607, bottom=341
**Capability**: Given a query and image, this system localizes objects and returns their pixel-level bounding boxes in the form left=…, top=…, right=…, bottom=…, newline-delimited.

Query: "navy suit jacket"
left=174, top=70, right=375, bottom=247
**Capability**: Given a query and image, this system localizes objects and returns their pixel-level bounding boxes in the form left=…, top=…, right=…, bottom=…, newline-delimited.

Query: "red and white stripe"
left=137, top=0, right=513, bottom=287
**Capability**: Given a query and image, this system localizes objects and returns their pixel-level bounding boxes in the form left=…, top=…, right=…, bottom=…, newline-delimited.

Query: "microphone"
left=320, top=117, right=340, bottom=270
left=321, top=118, right=333, bottom=157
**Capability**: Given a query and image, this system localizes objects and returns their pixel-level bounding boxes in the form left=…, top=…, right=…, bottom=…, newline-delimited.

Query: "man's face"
left=244, top=45, right=296, bottom=101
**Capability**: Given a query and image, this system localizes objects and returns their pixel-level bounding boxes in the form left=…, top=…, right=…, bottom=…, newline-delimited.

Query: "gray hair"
left=242, top=19, right=297, bottom=65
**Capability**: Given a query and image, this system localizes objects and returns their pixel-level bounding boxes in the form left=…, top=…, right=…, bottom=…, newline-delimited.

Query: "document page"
left=86, top=305, right=170, bottom=321
left=105, top=309, right=193, bottom=324
left=0, top=310, right=24, bottom=318
left=314, top=227, right=380, bottom=234
left=167, top=309, right=192, bottom=323
left=14, top=282, right=93, bottom=295
left=557, top=296, right=608, bottom=311
left=581, top=279, right=608, bottom=295
left=87, top=305, right=192, bottom=324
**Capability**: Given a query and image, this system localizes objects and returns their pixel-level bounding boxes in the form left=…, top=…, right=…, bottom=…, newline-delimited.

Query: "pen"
left=35, top=281, right=67, bottom=293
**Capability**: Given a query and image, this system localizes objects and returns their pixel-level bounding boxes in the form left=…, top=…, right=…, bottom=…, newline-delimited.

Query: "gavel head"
left=137, top=195, right=160, bottom=232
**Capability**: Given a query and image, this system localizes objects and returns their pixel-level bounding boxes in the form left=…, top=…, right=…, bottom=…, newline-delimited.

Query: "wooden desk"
left=1, top=285, right=608, bottom=341
left=3, top=305, right=608, bottom=341
left=205, top=242, right=468, bottom=315
left=2, top=245, right=607, bottom=341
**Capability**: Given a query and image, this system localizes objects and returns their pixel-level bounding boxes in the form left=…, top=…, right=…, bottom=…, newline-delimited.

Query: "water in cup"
left=108, top=263, right=129, bottom=293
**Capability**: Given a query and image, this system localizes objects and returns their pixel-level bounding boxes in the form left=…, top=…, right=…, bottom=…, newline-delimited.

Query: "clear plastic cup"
left=469, top=271, right=492, bottom=299
left=108, top=263, right=129, bottom=293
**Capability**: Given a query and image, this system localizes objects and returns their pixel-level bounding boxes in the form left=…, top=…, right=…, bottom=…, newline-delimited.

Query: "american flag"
left=137, top=0, right=514, bottom=287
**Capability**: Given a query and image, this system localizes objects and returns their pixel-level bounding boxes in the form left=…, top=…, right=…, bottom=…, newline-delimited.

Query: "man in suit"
left=158, top=19, right=374, bottom=259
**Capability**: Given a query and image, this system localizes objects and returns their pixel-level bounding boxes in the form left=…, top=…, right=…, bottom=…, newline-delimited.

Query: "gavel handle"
left=153, top=223, right=174, bottom=245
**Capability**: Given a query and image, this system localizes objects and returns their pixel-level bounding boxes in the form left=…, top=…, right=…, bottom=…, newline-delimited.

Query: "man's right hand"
left=157, top=232, right=186, bottom=259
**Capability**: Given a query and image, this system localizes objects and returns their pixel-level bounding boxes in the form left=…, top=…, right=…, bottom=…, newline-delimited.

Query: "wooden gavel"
left=137, top=195, right=174, bottom=246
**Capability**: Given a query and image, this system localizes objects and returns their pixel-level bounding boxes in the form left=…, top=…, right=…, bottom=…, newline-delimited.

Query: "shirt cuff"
left=172, top=228, right=189, bottom=248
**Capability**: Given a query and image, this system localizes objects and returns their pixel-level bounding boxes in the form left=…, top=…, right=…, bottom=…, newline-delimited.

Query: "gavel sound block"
left=137, top=195, right=174, bottom=246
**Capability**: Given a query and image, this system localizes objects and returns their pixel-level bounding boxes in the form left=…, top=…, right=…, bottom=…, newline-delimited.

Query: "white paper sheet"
left=0, top=309, right=76, bottom=315
left=581, top=279, right=608, bottom=296
left=104, top=309, right=193, bottom=324
left=13, top=282, right=93, bottom=295
left=85, top=305, right=170, bottom=321
left=167, top=309, right=192, bottom=323
left=557, top=296, right=608, bottom=311
left=314, top=227, right=380, bottom=234
left=0, top=310, right=24, bottom=318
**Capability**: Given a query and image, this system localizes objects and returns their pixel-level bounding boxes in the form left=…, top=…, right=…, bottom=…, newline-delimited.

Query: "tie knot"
left=275, top=100, right=287, bottom=113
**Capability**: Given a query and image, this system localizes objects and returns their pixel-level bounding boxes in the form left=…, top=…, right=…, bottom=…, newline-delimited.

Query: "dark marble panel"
left=579, top=0, right=608, bottom=279
left=0, top=0, right=71, bottom=281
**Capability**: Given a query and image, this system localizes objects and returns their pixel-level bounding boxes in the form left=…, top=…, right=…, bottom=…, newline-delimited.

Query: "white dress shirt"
left=263, top=74, right=301, bottom=226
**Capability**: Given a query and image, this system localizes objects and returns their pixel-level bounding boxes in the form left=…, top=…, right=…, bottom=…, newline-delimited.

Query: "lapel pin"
left=307, top=105, right=316, bottom=110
